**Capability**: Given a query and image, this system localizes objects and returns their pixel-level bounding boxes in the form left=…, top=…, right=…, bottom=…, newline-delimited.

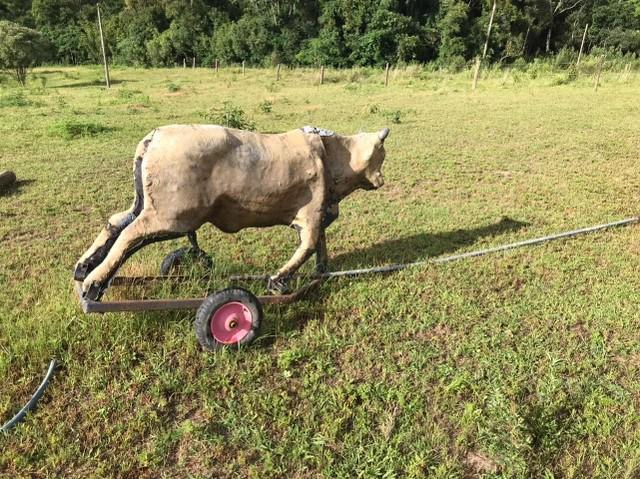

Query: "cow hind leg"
left=81, top=211, right=181, bottom=300
left=74, top=154, right=145, bottom=281
left=268, top=221, right=320, bottom=294
left=74, top=207, right=140, bottom=281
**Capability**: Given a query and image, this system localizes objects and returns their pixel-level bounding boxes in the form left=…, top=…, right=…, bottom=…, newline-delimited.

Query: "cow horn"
left=378, top=127, right=390, bottom=141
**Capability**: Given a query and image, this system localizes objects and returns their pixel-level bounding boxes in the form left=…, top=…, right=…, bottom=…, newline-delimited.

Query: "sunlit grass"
left=1, top=64, right=640, bottom=477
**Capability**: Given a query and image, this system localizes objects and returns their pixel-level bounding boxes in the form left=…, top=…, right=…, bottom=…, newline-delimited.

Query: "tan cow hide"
left=75, top=125, right=389, bottom=299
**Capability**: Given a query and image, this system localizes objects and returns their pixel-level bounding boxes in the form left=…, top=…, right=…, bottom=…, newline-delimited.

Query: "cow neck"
left=321, top=134, right=362, bottom=203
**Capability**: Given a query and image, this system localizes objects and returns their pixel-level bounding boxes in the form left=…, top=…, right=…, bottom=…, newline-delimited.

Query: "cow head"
left=355, top=127, right=389, bottom=190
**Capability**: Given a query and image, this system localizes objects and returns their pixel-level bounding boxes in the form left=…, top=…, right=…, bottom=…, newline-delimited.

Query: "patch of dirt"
left=570, top=321, right=590, bottom=341
left=464, top=451, right=499, bottom=475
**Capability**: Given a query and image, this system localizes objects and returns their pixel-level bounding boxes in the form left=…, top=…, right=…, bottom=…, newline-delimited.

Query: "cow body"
left=76, top=125, right=389, bottom=300
left=141, top=125, right=327, bottom=233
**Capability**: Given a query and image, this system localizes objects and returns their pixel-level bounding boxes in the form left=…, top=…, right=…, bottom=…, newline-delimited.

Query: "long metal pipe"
left=229, top=216, right=640, bottom=282
left=322, top=216, right=640, bottom=279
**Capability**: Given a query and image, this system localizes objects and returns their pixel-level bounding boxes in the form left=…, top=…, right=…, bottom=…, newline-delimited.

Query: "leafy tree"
left=211, top=15, right=272, bottom=65
left=589, top=1, right=640, bottom=54
left=0, top=20, right=50, bottom=85
left=0, top=0, right=639, bottom=69
left=296, top=1, right=349, bottom=66
left=437, top=0, right=470, bottom=66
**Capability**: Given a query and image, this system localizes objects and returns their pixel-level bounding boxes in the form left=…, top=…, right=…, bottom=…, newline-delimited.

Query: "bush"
left=203, top=102, right=256, bottom=130
left=0, top=21, right=50, bottom=86
left=49, top=119, right=111, bottom=140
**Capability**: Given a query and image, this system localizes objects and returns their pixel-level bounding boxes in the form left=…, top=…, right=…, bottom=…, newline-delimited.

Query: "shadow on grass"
left=92, top=217, right=529, bottom=351
left=56, top=78, right=132, bottom=89
left=257, top=216, right=529, bottom=346
left=0, top=179, right=35, bottom=198
left=331, top=216, right=529, bottom=269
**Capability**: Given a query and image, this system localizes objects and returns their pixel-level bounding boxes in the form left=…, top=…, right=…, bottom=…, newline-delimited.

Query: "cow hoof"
left=83, top=282, right=105, bottom=302
left=160, top=247, right=213, bottom=276
left=315, top=262, right=328, bottom=275
left=74, top=261, right=90, bottom=281
left=267, top=277, right=291, bottom=295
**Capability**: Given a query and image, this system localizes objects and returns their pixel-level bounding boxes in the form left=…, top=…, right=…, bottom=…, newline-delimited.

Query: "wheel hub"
left=210, top=302, right=253, bottom=344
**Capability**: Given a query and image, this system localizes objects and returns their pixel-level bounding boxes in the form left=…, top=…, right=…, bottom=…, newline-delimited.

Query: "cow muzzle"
left=361, top=173, right=384, bottom=190
left=370, top=173, right=384, bottom=189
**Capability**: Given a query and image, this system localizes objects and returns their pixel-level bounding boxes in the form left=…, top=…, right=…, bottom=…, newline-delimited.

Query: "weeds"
left=0, top=90, right=31, bottom=107
left=203, top=101, right=256, bottom=130
left=258, top=99, right=273, bottom=113
left=48, top=119, right=112, bottom=140
left=386, top=109, right=402, bottom=124
left=112, top=88, right=150, bottom=107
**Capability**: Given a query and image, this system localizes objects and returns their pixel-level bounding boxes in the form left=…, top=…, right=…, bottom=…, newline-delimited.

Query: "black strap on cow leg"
left=187, top=231, right=200, bottom=251
left=187, top=231, right=209, bottom=257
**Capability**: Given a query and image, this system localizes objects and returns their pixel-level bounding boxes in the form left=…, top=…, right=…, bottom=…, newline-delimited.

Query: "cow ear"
left=378, top=127, right=390, bottom=143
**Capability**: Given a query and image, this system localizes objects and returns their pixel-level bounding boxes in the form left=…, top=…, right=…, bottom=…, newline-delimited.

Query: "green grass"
left=2, top=63, right=640, bottom=477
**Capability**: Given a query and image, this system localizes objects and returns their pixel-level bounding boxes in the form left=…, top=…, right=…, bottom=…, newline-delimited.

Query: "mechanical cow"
left=75, top=125, right=390, bottom=300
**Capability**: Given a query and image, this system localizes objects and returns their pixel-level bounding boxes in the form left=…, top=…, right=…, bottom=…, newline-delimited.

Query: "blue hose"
left=1, top=359, right=57, bottom=433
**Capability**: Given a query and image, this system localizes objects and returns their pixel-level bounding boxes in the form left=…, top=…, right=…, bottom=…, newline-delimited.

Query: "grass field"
left=2, top=63, right=640, bottom=477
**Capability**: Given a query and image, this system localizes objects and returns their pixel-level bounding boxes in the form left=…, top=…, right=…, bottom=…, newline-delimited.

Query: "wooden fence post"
left=192, top=57, right=195, bottom=68
left=482, top=0, right=497, bottom=59
left=472, top=56, right=481, bottom=91
left=320, top=65, right=324, bottom=85
left=384, top=62, right=390, bottom=86
left=96, top=3, right=110, bottom=88
left=594, top=56, right=604, bottom=91
left=242, top=60, right=245, bottom=76
left=577, top=24, right=588, bottom=67
left=215, top=58, right=219, bottom=74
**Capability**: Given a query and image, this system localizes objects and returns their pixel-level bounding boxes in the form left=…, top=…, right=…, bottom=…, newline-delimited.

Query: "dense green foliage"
left=0, top=20, right=48, bottom=84
left=1, top=0, right=640, bottom=68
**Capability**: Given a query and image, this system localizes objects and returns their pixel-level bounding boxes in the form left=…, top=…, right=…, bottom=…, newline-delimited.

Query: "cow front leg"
left=268, top=222, right=320, bottom=294
left=74, top=208, right=139, bottom=281
left=81, top=212, right=172, bottom=300
left=315, top=229, right=328, bottom=274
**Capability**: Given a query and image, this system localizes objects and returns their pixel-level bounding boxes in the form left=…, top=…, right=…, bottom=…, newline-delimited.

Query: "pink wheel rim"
left=210, top=301, right=254, bottom=345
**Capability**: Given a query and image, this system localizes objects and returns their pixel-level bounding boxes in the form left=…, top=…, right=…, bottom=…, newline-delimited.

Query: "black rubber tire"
left=160, top=247, right=213, bottom=275
left=0, top=170, right=16, bottom=189
left=194, top=287, right=263, bottom=351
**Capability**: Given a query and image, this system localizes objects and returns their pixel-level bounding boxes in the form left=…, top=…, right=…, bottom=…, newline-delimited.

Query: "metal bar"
left=1, top=360, right=57, bottom=433
left=75, top=278, right=322, bottom=314
left=110, top=275, right=191, bottom=286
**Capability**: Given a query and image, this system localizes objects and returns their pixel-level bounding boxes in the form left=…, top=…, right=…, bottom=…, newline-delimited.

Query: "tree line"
left=1, top=0, right=640, bottom=68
